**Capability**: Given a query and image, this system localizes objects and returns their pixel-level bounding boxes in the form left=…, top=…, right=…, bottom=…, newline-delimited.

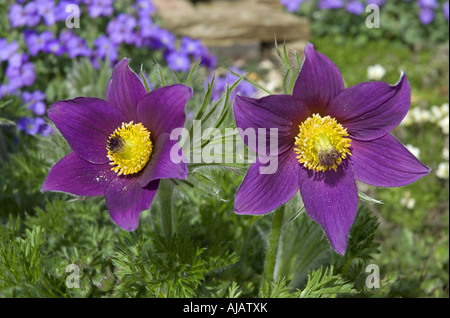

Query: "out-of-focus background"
left=0, top=0, right=448, bottom=298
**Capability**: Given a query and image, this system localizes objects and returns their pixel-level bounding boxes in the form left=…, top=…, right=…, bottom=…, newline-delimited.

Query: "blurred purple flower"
left=65, top=35, right=92, bottom=58
left=134, top=0, right=156, bottom=18
left=6, top=62, right=36, bottom=91
left=444, top=2, right=449, bottom=22
left=37, top=0, right=57, bottom=25
left=166, top=50, right=191, bottom=72
left=24, top=2, right=41, bottom=27
left=366, top=0, right=385, bottom=6
left=418, top=0, right=438, bottom=9
left=107, top=14, right=138, bottom=45
left=318, top=0, right=344, bottom=9
left=9, top=4, right=28, bottom=27
left=24, top=31, right=55, bottom=56
left=17, top=117, right=45, bottom=135
left=180, top=36, right=204, bottom=58
left=45, top=39, right=66, bottom=56
left=88, top=0, right=114, bottom=18
left=149, top=28, right=176, bottom=50
left=419, top=7, right=435, bottom=24
left=200, top=49, right=217, bottom=70
left=94, top=35, right=119, bottom=62
left=39, top=124, right=54, bottom=137
left=346, top=0, right=365, bottom=15
left=6, top=52, right=27, bottom=69
left=23, top=90, right=47, bottom=116
left=280, top=0, right=305, bottom=12
left=208, top=67, right=257, bottom=102
left=58, top=30, right=75, bottom=45
left=0, top=39, right=19, bottom=62
left=54, top=1, right=79, bottom=22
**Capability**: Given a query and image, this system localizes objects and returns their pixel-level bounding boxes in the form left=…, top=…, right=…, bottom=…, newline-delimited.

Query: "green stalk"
left=262, top=205, right=285, bottom=292
left=158, top=179, right=174, bottom=240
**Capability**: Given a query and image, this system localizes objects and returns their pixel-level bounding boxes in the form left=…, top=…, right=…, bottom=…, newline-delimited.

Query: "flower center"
left=294, top=114, right=351, bottom=172
left=107, top=121, right=153, bottom=176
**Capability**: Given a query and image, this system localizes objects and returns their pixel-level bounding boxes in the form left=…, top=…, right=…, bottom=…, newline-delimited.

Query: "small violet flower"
left=42, top=59, right=193, bottom=230
left=166, top=50, right=191, bottom=72
left=88, top=0, right=114, bottom=18
left=0, top=39, right=19, bottom=62
left=22, top=90, right=47, bottom=116
left=232, top=43, right=429, bottom=255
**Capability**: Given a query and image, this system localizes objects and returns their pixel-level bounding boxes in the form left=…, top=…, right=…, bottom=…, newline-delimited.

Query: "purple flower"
left=94, top=35, right=119, bottom=62
left=134, top=0, right=156, bottom=18
left=54, top=1, right=78, bottom=22
left=166, top=50, right=191, bottom=72
left=419, top=7, right=435, bottom=24
left=200, top=48, right=217, bottom=70
left=443, top=1, right=449, bottom=22
left=65, top=35, right=92, bottom=58
left=318, top=0, right=344, bottom=9
left=366, top=0, right=385, bottom=6
left=25, top=31, right=55, bottom=56
left=88, top=0, right=114, bottom=18
left=180, top=36, right=204, bottom=58
left=39, top=124, right=54, bottom=137
left=346, top=0, right=365, bottom=15
left=280, top=0, right=305, bottom=12
left=23, top=90, right=47, bottom=116
left=37, top=0, right=56, bottom=25
left=42, top=59, right=193, bottom=231
left=17, top=117, right=45, bottom=135
left=106, top=14, right=138, bottom=45
left=23, top=2, right=41, bottom=27
left=148, top=28, right=176, bottom=51
left=232, top=43, right=429, bottom=255
left=0, top=39, right=19, bottom=62
left=208, top=68, right=257, bottom=102
left=45, top=39, right=66, bottom=56
left=8, top=4, right=28, bottom=27
left=418, top=0, right=438, bottom=9
left=6, top=61, right=36, bottom=90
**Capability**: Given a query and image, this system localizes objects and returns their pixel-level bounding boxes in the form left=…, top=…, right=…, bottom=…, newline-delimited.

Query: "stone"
left=153, top=0, right=310, bottom=59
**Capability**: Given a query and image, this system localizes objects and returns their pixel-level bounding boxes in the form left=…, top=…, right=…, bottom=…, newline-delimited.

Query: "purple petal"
left=299, top=164, right=358, bottom=255
left=139, top=133, right=188, bottom=187
left=42, top=152, right=115, bottom=196
left=136, top=84, right=192, bottom=140
left=350, top=134, right=430, bottom=187
left=234, top=150, right=300, bottom=215
left=233, top=94, right=308, bottom=156
left=105, top=176, right=160, bottom=231
left=329, top=73, right=410, bottom=141
left=293, top=43, right=345, bottom=113
left=106, top=58, right=147, bottom=121
left=49, top=97, right=124, bottom=164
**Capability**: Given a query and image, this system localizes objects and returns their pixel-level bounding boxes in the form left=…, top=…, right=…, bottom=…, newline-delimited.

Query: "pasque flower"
left=233, top=43, right=429, bottom=254
left=42, top=59, right=193, bottom=230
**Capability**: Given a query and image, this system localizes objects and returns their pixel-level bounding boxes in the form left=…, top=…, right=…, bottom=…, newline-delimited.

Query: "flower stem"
left=262, top=205, right=285, bottom=292
left=158, top=179, right=174, bottom=240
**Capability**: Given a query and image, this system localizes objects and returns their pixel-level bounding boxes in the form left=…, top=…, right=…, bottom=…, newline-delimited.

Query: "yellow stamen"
left=294, top=114, right=351, bottom=172
left=107, top=121, right=153, bottom=176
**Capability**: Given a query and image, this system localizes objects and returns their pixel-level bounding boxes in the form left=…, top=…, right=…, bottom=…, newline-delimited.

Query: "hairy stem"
left=262, top=205, right=285, bottom=292
left=158, top=179, right=174, bottom=240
